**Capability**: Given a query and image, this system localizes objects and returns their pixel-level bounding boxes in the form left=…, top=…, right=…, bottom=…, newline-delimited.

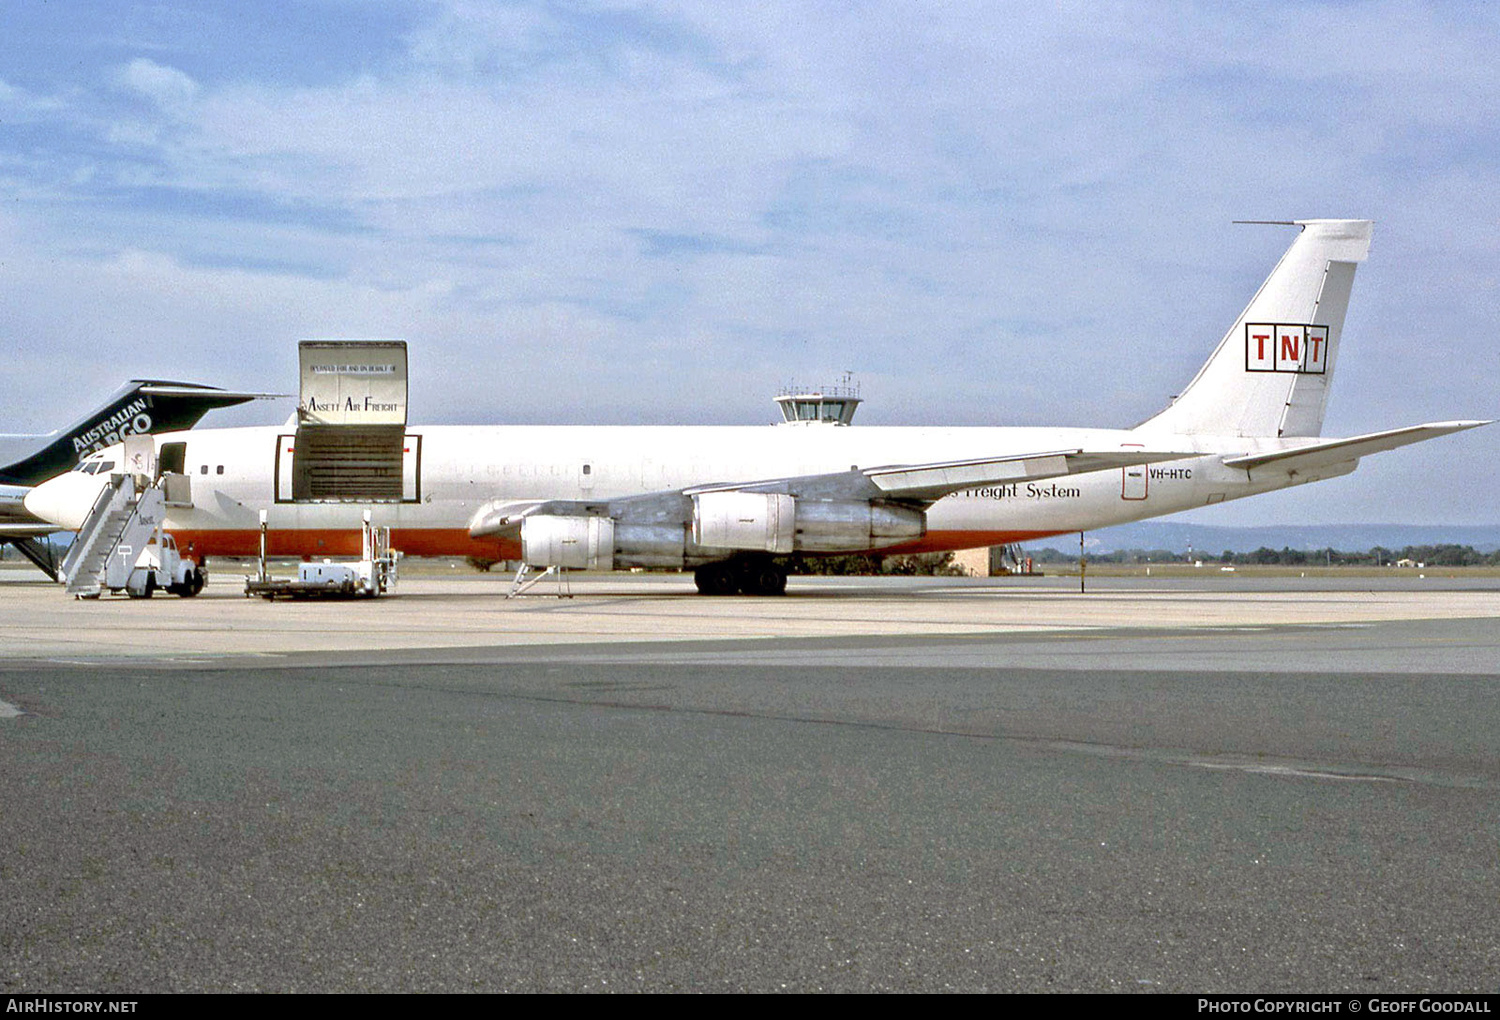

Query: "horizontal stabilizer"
left=137, top=384, right=287, bottom=402
left=1223, top=421, right=1491, bottom=473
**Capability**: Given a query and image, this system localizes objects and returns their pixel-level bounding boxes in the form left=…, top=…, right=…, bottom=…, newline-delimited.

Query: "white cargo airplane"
left=0, top=379, right=270, bottom=578
left=23, top=220, right=1488, bottom=595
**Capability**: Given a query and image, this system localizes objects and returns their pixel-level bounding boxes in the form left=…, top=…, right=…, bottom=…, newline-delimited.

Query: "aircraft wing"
left=470, top=447, right=1193, bottom=538
left=1223, top=421, right=1491, bottom=474
left=0, top=479, right=65, bottom=577
left=687, top=448, right=1194, bottom=502
left=467, top=499, right=608, bottom=538
left=0, top=523, right=61, bottom=537
left=862, top=449, right=1183, bottom=501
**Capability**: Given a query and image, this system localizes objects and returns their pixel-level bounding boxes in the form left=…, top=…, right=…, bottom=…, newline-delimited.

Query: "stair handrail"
left=58, top=473, right=133, bottom=584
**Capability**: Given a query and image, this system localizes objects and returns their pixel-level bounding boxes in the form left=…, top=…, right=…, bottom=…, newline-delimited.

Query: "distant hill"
left=1041, top=521, right=1500, bottom=555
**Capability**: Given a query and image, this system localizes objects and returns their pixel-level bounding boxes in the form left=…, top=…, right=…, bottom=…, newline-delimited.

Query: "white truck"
left=120, top=531, right=206, bottom=598
left=243, top=510, right=398, bottom=600
left=59, top=468, right=208, bottom=599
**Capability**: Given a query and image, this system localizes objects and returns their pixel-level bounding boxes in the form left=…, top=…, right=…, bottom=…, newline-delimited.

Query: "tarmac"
left=1, top=569, right=1497, bottom=991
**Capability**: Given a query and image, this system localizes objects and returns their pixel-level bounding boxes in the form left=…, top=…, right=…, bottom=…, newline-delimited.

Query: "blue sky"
left=1, top=1, right=1496, bottom=524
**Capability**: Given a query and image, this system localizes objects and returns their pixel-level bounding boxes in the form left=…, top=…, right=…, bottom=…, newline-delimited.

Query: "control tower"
left=774, top=375, right=862, bottom=426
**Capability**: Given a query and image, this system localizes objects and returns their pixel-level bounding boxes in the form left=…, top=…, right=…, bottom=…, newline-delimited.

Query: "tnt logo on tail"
left=1245, top=323, right=1329, bottom=374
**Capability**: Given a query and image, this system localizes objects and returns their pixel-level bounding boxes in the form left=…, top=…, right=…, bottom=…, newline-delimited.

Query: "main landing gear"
left=693, top=557, right=788, bottom=596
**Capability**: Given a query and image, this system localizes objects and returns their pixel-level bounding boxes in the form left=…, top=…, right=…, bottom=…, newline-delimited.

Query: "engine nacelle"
left=692, top=492, right=795, bottom=553
left=518, top=497, right=926, bottom=571
left=792, top=499, right=925, bottom=552
left=517, top=516, right=689, bottom=570
left=692, top=492, right=924, bottom=554
left=520, top=515, right=615, bottom=570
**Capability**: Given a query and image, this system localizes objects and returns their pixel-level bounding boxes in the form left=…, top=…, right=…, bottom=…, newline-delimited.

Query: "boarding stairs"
left=59, top=473, right=167, bottom=597
left=9, top=537, right=60, bottom=581
left=999, top=543, right=1041, bottom=576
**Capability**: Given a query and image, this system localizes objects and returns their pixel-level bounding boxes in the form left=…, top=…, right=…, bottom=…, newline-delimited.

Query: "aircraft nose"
left=23, top=473, right=98, bottom=531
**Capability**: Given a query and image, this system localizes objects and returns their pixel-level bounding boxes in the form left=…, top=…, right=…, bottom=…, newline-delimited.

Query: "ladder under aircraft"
left=59, top=473, right=167, bottom=598
left=8, top=536, right=60, bottom=580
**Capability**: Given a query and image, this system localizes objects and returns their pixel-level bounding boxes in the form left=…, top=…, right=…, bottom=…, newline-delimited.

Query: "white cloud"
left=117, top=57, right=200, bottom=113
left=0, top=76, right=67, bottom=121
left=0, top=1, right=1496, bottom=522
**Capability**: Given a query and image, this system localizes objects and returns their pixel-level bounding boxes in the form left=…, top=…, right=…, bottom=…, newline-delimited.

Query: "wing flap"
left=863, top=448, right=1193, bottom=501
left=865, top=451, right=1071, bottom=494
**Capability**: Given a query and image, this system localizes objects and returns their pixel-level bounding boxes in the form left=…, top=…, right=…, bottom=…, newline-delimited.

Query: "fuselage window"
left=216, top=465, right=224, bottom=475
left=200, top=465, right=209, bottom=474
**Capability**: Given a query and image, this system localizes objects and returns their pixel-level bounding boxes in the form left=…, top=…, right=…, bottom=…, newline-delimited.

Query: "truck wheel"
left=179, top=567, right=205, bottom=597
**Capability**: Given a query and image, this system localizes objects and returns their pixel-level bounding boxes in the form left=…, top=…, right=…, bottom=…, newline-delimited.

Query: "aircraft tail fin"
left=1139, top=220, right=1372, bottom=439
left=0, top=380, right=274, bottom=487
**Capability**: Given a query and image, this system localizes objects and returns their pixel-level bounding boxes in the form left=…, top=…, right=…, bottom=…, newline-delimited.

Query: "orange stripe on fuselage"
left=171, top=529, right=519, bottom=560
left=872, top=530, right=1072, bottom=555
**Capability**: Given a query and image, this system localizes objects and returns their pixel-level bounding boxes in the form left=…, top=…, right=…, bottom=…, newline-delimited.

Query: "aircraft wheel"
left=693, top=562, right=738, bottom=595
left=742, top=561, right=787, bottom=596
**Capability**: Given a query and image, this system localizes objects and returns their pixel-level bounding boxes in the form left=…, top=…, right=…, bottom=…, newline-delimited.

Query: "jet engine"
left=690, top=492, right=924, bottom=554
left=513, top=494, right=925, bottom=571
left=518, top=515, right=615, bottom=570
